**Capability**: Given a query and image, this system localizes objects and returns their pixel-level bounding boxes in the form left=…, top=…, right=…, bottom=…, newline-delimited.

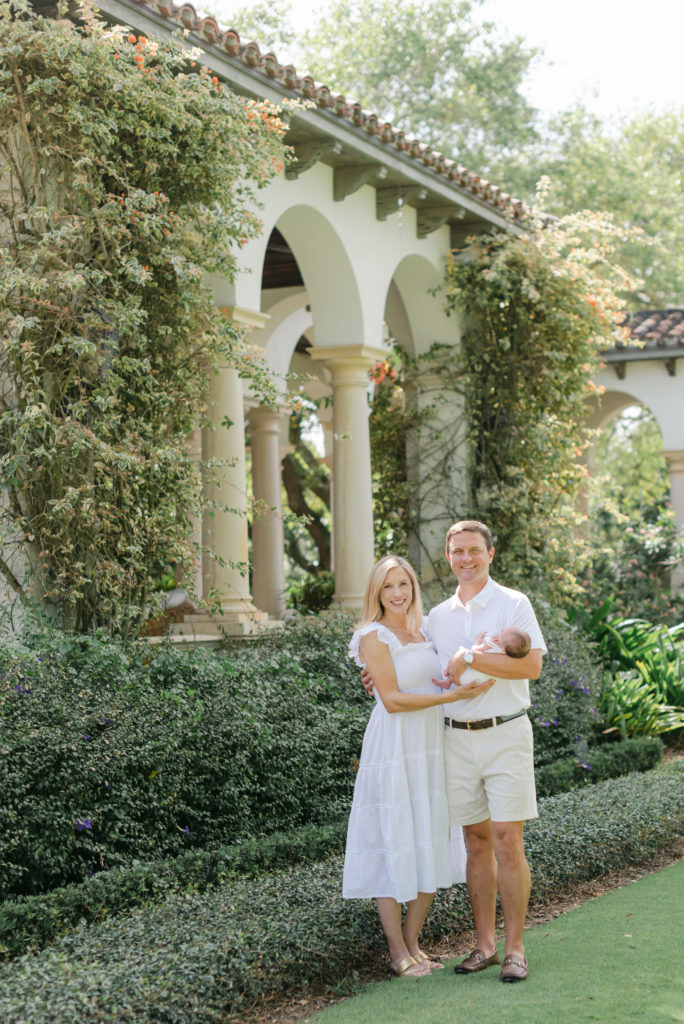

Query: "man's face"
left=446, top=531, right=494, bottom=589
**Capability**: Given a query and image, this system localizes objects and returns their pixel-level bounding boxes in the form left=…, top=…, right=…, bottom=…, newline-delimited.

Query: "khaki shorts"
left=443, top=712, right=538, bottom=826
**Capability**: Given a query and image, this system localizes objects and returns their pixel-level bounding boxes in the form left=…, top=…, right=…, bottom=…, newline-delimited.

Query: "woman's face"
left=379, top=566, right=413, bottom=616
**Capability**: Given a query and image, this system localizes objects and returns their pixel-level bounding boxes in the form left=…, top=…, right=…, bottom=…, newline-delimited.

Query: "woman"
left=342, top=555, right=494, bottom=978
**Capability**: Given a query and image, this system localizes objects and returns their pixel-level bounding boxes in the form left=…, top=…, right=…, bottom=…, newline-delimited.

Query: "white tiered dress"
left=342, top=622, right=466, bottom=903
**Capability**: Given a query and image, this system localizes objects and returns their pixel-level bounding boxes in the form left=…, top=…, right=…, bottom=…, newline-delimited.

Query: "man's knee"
left=464, top=819, right=494, bottom=858
left=492, top=821, right=526, bottom=863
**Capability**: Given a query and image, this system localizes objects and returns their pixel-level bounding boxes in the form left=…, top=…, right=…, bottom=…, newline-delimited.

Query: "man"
left=428, top=519, right=545, bottom=982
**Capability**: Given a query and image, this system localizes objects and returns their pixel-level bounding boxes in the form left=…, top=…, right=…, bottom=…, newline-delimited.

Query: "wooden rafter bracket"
left=333, top=164, right=388, bottom=201
left=375, top=186, right=428, bottom=221
left=286, top=140, right=343, bottom=180
left=417, top=205, right=466, bottom=239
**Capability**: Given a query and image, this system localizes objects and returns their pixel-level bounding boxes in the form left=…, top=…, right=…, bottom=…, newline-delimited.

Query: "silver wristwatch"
left=463, top=649, right=474, bottom=667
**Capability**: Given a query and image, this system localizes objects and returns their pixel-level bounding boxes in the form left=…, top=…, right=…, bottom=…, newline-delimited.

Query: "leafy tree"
left=584, top=407, right=684, bottom=623
left=441, top=202, right=639, bottom=604
left=202, top=0, right=297, bottom=52
left=0, top=1, right=287, bottom=635
left=510, top=107, right=684, bottom=307
left=297, top=0, right=540, bottom=176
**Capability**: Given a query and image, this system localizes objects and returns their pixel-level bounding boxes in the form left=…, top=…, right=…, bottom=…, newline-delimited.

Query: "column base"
left=171, top=606, right=281, bottom=638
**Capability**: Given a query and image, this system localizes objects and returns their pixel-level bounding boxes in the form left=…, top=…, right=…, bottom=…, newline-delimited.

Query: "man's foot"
left=453, top=948, right=500, bottom=974
left=500, top=954, right=528, bottom=982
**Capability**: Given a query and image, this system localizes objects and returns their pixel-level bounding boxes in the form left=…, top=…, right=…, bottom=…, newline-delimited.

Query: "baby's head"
left=499, top=626, right=531, bottom=659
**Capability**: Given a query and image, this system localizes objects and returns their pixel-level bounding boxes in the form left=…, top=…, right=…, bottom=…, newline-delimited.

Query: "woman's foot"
left=390, top=955, right=431, bottom=977
left=414, top=950, right=445, bottom=970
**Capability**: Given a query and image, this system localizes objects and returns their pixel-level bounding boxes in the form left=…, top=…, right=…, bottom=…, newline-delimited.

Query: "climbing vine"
left=441, top=203, right=638, bottom=603
left=369, top=200, right=639, bottom=605
left=0, top=1, right=288, bottom=635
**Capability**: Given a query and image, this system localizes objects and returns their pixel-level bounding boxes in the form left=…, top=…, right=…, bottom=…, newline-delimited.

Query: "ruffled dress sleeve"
left=348, top=622, right=402, bottom=666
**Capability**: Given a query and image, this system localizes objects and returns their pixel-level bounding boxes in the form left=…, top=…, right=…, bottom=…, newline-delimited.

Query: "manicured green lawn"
left=306, top=859, right=684, bottom=1024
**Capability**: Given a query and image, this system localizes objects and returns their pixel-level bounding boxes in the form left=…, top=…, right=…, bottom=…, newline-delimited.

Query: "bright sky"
left=209, top=0, right=684, bottom=122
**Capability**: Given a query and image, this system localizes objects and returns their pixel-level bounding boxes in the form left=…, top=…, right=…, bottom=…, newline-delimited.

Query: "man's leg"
left=491, top=820, right=530, bottom=958
left=463, top=819, right=498, bottom=956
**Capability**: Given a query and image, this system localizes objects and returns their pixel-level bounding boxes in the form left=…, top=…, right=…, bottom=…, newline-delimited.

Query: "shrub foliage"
left=0, top=1, right=286, bottom=634
left=0, top=762, right=680, bottom=1022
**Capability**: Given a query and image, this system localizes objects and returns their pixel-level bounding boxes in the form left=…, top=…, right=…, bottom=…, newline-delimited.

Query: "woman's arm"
left=360, top=632, right=493, bottom=714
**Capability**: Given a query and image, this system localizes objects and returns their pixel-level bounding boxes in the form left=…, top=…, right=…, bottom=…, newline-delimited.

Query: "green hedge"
left=0, top=733, right=662, bottom=961
left=0, top=615, right=364, bottom=898
left=528, top=610, right=604, bottom=766
left=0, top=821, right=348, bottom=959
left=535, top=735, right=663, bottom=797
left=0, top=761, right=681, bottom=1023
left=0, top=608, right=643, bottom=900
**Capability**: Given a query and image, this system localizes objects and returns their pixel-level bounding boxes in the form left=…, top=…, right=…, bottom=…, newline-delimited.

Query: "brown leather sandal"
left=453, top=947, right=501, bottom=974
left=501, top=954, right=528, bottom=982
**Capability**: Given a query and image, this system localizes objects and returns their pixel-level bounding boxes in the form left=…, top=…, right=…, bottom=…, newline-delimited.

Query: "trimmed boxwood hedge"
left=0, top=761, right=681, bottom=1023
left=0, top=609, right=652, bottom=901
left=0, top=821, right=349, bottom=959
left=535, top=735, right=663, bottom=797
left=0, top=617, right=365, bottom=898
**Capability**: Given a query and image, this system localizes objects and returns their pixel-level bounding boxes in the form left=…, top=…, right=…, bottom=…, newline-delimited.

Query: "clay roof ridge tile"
left=135, top=0, right=527, bottom=218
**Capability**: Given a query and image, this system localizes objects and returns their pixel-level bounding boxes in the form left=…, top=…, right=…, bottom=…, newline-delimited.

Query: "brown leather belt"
left=444, top=709, right=527, bottom=731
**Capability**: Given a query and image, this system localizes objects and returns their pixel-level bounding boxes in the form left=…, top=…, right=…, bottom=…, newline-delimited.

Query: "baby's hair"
left=500, top=626, right=530, bottom=659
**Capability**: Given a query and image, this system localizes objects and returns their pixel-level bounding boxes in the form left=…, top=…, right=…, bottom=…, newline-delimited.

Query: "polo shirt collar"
left=450, top=575, right=497, bottom=610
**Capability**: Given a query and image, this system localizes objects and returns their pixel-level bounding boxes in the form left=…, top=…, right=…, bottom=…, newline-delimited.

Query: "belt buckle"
left=466, top=720, right=474, bottom=731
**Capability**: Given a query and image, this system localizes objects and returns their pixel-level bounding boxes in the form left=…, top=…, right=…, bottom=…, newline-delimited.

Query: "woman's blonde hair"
left=360, top=555, right=423, bottom=632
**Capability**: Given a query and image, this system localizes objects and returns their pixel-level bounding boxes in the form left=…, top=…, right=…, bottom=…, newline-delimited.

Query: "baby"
left=433, top=626, right=530, bottom=689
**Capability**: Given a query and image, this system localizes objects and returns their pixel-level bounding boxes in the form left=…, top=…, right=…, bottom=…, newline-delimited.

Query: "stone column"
left=664, top=450, right=684, bottom=592
left=404, top=367, right=468, bottom=601
left=176, top=306, right=270, bottom=638
left=309, top=345, right=387, bottom=609
left=248, top=405, right=286, bottom=619
left=184, top=427, right=203, bottom=598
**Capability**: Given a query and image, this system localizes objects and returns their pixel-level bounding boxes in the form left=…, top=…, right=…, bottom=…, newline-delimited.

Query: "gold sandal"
left=391, top=955, right=431, bottom=977
left=414, top=951, right=445, bottom=970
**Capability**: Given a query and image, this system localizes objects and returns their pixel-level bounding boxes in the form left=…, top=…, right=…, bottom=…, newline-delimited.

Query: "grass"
left=305, top=859, right=684, bottom=1024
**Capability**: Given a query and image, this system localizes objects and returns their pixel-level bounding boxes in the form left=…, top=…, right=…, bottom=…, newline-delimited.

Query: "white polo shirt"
left=426, top=576, right=546, bottom=721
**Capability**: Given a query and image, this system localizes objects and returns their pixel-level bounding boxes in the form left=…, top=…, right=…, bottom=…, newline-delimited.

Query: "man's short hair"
left=446, top=520, right=494, bottom=552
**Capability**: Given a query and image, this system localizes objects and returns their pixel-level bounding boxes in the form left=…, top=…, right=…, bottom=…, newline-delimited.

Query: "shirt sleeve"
left=510, top=596, right=547, bottom=655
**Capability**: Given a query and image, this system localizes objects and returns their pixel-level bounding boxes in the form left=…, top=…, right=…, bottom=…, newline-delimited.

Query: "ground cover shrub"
left=0, top=761, right=680, bottom=1023
left=0, top=729, right=661, bottom=959
left=0, top=616, right=365, bottom=898
left=0, top=821, right=349, bottom=960
left=535, top=735, right=663, bottom=797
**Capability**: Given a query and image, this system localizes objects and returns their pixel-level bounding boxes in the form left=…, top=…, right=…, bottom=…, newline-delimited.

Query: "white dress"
left=342, top=621, right=466, bottom=903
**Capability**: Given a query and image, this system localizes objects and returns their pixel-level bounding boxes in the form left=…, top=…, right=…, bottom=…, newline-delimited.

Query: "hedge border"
left=0, top=762, right=681, bottom=1023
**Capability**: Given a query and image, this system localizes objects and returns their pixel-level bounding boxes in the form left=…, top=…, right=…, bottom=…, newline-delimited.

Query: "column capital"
left=220, top=305, right=270, bottom=332
left=663, top=450, right=684, bottom=474
left=308, top=344, right=388, bottom=375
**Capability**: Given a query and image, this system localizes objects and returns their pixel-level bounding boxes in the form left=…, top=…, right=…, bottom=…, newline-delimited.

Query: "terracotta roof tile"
left=126, top=0, right=529, bottom=221
left=620, top=310, right=684, bottom=350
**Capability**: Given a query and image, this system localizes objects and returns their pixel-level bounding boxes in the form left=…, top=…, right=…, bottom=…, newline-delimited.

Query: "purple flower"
left=578, top=761, right=591, bottom=771
left=15, top=683, right=31, bottom=694
left=83, top=733, right=90, bottom=741
left=537, top=720, right=550, bottom=727
left=76, top=819, right=92, bottom=830
left=552, top=718, right=558, bottom=726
